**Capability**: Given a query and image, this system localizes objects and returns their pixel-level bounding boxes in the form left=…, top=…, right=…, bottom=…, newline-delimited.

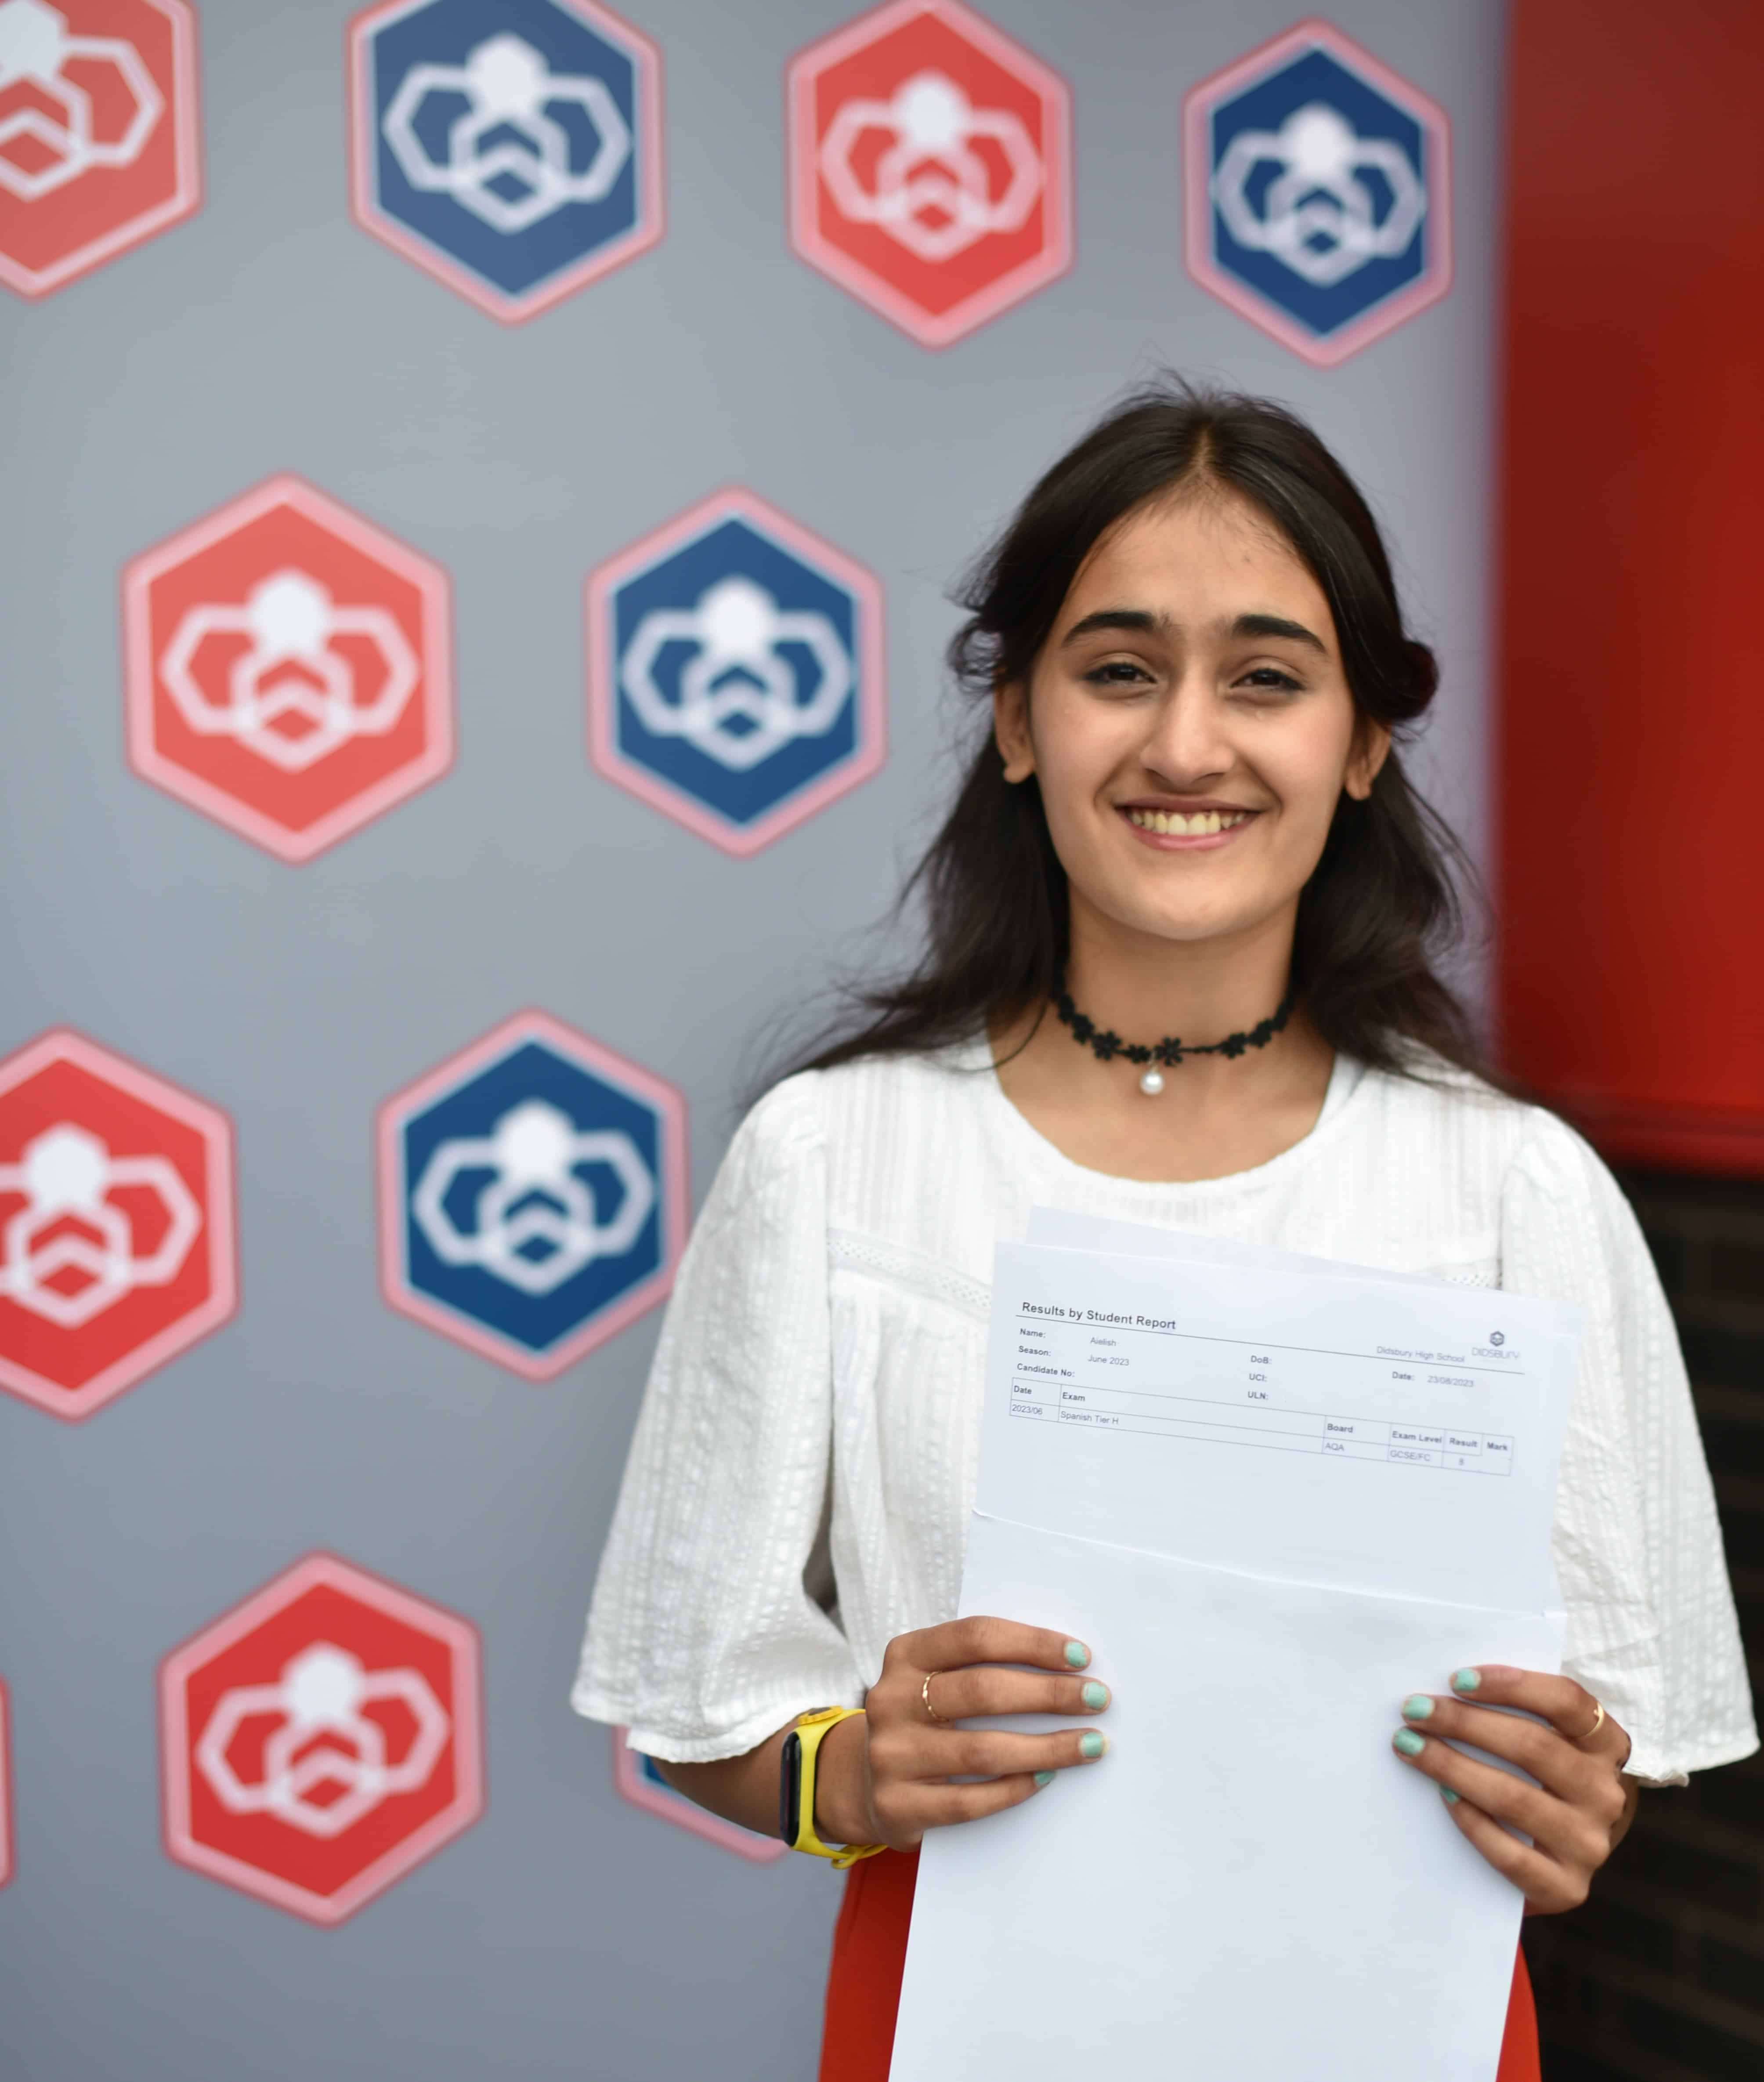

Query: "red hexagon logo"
left=122, top=475, right=455, bottom=862
left=0, top=1028, right=236, bottom=1421
left=159, top=1553, right=485, bottom=1926
left=787, top=0, right=1071, bottom=348
left=0, top=0, right=201, bottom=299
left=610, top=1728, right=787, bottom=1863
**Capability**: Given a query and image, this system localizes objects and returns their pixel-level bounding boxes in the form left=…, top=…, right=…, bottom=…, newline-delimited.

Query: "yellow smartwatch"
left=778, top=1707, right=886, bottom=1868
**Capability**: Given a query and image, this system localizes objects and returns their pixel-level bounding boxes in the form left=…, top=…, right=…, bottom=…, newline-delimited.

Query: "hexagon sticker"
left=379, top=1010, right=687, bottom=1379
left=123, top=475, right=454, bottom=862
left=1183, top=18, right=1451, bottom=365
left=588, top=487, right=885, bottom=855
left=348, top=0, right=663, bottom=323
left=0, top=1028, right=236, bottom=1421
left=788, top=0, right=1070, bottom=348
left=611, top=1730, right=787, bottom=1864
left=159, top=1553, right=484, bottom=1926
left=0, top=0, right=200, bottom=299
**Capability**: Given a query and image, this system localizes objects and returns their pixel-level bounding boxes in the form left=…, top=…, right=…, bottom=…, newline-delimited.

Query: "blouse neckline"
left=952, top=1031, right=1370, bottom=1199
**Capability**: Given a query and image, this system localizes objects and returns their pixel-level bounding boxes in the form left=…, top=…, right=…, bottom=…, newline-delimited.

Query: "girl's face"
left=994, top=489, right=1388, bottom=955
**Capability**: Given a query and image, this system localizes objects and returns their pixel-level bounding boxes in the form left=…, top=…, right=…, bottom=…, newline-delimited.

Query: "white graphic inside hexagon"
left=1182, top=18, right=1452, bottom=367
left=0, top=1028, right=237, bottom=1422
left=0, top=0, right=202, bottom=299
left=347, top=0, right=664, bottom=325
left=377, top=1009, right=688, bottom=1379
left=122, top=474, right=455, bottom=863
left=159, top=1552, right=484, bottom=1926
left=786, top=0, right=1072, bottom=349
left=587, top=487, right=887, bottom=855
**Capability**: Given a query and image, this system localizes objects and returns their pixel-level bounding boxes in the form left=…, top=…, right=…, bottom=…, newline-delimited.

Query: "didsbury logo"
left=787, top=0, right=1071, bottom=348
left=0, top=1030, right=235, bottom=1421
left=0, top=0, right=201, bottom=299
left=1471, top=1336, right=1518, bottom=1361
left=122, top=475, right=454, bottom=862
left=378, top=1012, right=687, bottom=1379
left=348, top=0, right=662, bottom=322
left=588, top=487, right=885, bottom=855
left=159, top=1554, right=483, bottom=1925
left=1184, top=19, right=1451, bottom=366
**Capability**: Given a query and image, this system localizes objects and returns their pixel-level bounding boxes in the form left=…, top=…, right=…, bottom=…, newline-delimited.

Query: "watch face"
left=779, top=1730, right=803, bottom=1848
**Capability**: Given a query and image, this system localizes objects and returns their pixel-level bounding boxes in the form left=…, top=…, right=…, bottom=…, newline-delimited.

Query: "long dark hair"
left=785, top=379, right=1482, bottom=1085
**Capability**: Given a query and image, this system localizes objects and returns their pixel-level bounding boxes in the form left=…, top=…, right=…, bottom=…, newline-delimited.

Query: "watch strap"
left=784, top=1707, right=886, bottom=1867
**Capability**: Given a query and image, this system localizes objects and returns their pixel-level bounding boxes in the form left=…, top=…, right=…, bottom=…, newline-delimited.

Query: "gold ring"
left=922, top=1670, right=952, bottom=1725
left=1577, top=1698, right=1606, bottom=1744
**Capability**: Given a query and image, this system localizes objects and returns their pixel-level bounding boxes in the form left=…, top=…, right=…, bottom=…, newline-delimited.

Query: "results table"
left=1009, top=1307, right=1515, bottom=1475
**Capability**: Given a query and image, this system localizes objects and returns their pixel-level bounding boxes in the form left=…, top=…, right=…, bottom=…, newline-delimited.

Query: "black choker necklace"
left=1052, top=974, right=1296, bottom=1096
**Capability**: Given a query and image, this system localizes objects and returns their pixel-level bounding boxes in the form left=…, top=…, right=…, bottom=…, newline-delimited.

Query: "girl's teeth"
left=1128, top=809, right=1244, bottom=836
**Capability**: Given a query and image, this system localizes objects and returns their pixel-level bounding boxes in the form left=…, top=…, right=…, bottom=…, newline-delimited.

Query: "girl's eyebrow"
left=1059, top=607, right=1327, bottom=653
left=1059, top=607, right=1168, bottom=645
left=1232, top=611, right=1327, bottom=652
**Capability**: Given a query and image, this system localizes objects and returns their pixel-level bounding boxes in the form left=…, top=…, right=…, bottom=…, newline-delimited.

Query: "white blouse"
left=572, top=1039, right=1757, bottom=1788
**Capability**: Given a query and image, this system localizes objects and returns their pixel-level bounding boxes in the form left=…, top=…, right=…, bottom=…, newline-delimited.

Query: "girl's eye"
left=1236, top=667, right=1303, bottom=694
left=1082, top=659, right=1153, bottom=687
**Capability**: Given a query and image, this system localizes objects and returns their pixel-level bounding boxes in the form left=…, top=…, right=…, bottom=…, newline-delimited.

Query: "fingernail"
left=1081, top=1681, right=1109, bottom=1710
left=1440, top=1787, right=1460, bottom=1806
left=1451, top=1669, right=1482, bottom=1693
left=1080, top=1731, right=1107, bottom=1759
left=1393, top=1728, right=1426, bottom=1758
left=1064, top=1641, right=1090, bottom=1669
left=1033, top=1770, right=1055, bottom=1789
left=1402, top=1694, right=1435, bottom=1721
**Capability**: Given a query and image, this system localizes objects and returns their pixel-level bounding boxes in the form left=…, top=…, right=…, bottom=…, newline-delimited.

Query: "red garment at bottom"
left=818, top=1846, right=1540, bottom=2080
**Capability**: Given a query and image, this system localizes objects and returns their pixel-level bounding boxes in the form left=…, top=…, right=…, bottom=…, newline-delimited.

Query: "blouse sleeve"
left=1501, top=1112, right=1757, bottom=1785
left=569, top=1072, right=862, bottom=1763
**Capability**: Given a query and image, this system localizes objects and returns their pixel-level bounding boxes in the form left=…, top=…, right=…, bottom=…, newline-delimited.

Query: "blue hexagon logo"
left=1184, top=19, right=1451, bottom=365
left=587, top=488, right=887, bottom=856
left=378, top=1011, right=687, bottom=1378
left=347, top=0, right=664, bottom=323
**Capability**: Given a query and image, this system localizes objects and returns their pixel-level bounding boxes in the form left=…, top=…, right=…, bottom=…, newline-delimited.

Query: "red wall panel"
left=1497, top=0, right=1764, bottom=1174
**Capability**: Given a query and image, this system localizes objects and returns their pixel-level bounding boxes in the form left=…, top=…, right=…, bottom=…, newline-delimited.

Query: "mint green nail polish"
left=1034, top=1770, right=1055, bottom=1789
left=1081, top=1680, right=1108, bottom=1710
left=1440, top=1787, right=1460, bottom=1805
left=1080, top=1731, right=1106, bottom=1759
left=1451, top=1668, right=1482, bottom=1693
left=1402, top=1694, right=1435, bottom=1721
left=1393, top=1728, right=1426, bottom=1757
left=1064, top=1641, right=1090, bottom=1669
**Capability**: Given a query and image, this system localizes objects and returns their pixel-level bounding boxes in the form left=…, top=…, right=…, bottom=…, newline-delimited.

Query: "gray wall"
left=0, top=1, right=1504, bottom=2075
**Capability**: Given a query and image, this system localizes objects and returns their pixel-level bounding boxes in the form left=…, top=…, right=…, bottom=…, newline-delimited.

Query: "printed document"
left=889, top=1216, right=1581, bottom=2082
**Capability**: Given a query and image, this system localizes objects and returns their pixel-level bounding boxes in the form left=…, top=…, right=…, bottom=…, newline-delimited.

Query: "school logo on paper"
left=0, top=1029, right=235, bottom=1421
left=348, top=0, right=662, bottom=322
left=1184, top=20, right=1451, bottom=365
left=611, top=1729, right=788, bottom=1863
left=379, top=1011, right=686, bottom=1379
left=588, top=488, right=884, bottom=854
left=122, top=475, right=454, bottom=862
left=0, top=0, right=200, bottom=298
left=159, top=1554, right=484, bottom=1926
left=787, top=0, right=1070, bottom=348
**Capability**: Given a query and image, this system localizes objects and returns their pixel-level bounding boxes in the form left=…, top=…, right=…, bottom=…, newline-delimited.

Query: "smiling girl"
left=572, top=383, right=1754, bottom=2078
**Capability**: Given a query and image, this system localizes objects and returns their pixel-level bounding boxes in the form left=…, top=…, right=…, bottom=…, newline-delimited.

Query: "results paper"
left=888, top=1217, right=1581, bottom=2082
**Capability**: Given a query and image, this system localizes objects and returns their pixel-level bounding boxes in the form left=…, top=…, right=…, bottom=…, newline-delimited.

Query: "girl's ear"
left=993, top=677, right=1035, bottom=783
left=1345, top=717, right=1392, bottom=801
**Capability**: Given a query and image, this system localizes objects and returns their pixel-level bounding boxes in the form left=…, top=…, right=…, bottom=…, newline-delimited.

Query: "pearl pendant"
left=1138, top=1068, right=1165, bottom=1097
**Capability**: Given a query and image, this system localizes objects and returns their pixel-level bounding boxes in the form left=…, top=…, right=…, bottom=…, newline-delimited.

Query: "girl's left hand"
left=1392, top=1665, right=1638, bottom=1914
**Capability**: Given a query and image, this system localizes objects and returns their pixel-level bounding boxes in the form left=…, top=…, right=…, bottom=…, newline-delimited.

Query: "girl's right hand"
left=820, top=1616, right=1112, bottom=1851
